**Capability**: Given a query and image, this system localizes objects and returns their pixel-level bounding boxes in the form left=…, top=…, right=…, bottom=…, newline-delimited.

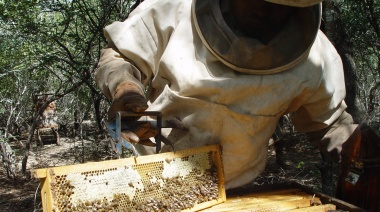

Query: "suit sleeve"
left=291, top=31, right=348, bottom=132
left=95, top=42, right=145, bottom=100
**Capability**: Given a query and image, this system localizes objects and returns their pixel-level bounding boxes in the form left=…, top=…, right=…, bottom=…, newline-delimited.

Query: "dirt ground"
left=0, top=133, right=338, bottom=212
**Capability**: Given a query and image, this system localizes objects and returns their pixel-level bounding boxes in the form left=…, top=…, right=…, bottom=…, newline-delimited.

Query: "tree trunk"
left=93, top=93, right=104, bottom=134
left=0, top=140, right=17, bottom=179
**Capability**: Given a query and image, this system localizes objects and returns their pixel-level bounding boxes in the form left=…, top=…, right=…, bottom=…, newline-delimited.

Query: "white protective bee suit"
left=95, top=0, right=357, bottom=189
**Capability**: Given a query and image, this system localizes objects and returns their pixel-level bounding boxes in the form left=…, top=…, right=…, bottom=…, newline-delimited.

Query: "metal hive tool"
left=106, top=111, right=176, bottom=157
left=106, top=111, right=162, bottom=156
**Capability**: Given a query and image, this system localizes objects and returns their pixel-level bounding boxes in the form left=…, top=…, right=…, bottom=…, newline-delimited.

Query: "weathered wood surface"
left=201, top=188, right=326, bottom=211
left=201, top=182, right=365, bottom=212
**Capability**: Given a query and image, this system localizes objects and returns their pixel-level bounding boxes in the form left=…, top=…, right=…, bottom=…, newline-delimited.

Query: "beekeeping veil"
left=192, top=0, right=323, bottom=74
left=265, top=0, right=322, bottom=7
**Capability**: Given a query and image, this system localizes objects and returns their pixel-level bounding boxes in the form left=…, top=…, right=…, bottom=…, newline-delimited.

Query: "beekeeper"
left=95, top=0, right=358, bottom=189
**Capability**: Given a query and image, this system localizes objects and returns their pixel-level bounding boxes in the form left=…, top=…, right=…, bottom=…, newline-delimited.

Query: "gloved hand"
left=108, top=81, right=148, bottom=120
left=306, top=111, right=358, bottom=163
left=121, top=122, right=158, bottom=146
left=108, top=81, right=158, bottom=147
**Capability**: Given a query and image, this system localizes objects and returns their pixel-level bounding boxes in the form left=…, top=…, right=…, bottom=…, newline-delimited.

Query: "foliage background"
left=0, top=0, right=379, bottom=190
left=0, top=0, right=379, bottom=211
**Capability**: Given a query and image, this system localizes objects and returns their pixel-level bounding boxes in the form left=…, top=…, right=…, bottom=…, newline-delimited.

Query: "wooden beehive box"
left=33, top=145, right=226, bottom=212
left=200, top=182, right=365, bottom=212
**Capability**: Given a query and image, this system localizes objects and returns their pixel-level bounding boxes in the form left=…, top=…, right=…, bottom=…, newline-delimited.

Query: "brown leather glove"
left=108, top=81, right=148, bottom=120
left=108, top=82, right=157, bottom=146
left=306, top=111, right=358, bottom=163
left=121, top=122, right=158, bottom=147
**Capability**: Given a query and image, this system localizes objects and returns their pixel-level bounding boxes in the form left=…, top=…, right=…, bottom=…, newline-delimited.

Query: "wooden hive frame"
left=33, top=145, right=226, bottom=212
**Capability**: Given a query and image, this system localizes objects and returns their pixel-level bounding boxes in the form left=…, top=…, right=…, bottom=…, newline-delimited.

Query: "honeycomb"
left=34, top=145, right=225, bottom=212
